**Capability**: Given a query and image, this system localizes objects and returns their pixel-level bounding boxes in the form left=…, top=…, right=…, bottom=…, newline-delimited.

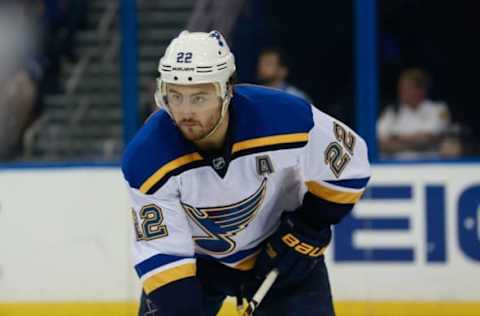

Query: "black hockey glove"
left=254, top=212, right=331, bottom=286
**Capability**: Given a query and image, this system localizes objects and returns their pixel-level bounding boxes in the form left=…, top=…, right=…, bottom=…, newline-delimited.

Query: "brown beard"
left=179, top=111, right=220, bottom=141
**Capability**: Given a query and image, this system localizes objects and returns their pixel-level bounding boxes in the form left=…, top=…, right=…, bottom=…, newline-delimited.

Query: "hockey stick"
left=241, top=269, right=279, bottom=316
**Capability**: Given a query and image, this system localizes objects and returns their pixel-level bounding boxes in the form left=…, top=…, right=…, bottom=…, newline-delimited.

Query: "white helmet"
left=155, top=30, right=236, bottom=116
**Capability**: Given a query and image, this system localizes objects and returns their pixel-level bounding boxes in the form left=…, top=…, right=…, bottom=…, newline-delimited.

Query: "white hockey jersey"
left=122, top=84, right=370, bottom=295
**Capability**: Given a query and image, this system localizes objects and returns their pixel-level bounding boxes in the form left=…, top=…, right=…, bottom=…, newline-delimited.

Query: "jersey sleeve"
left=125, top=176, right=203, bottom=314
left=297, top=106, right=371, bottom=229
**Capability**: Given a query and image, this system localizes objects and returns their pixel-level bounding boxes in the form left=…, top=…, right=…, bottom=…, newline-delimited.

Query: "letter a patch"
left=256, top=155, right=274, bottom=175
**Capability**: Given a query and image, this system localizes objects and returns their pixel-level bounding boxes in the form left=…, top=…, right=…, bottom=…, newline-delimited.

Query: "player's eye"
left=168, top=93, right=182, bottom=105
left=192, top=95, right=207, bottom=104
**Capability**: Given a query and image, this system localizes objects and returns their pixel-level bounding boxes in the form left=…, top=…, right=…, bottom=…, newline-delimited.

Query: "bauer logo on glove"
left=281, top=233, right=327, bottom=257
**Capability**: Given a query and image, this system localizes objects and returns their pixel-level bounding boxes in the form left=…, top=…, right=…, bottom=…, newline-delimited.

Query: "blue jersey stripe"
left=135, top=254, right=193, bottom=277
left=325, top=177, right=370, bottom=189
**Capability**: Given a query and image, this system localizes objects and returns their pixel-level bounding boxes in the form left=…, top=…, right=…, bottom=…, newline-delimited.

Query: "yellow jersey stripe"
left=232, top=252, right=259, bottom=271
left=306, top=181, right=364, bottom=204
left=232, top=133, right=309, bottom=154
left=143, top=262, right=196, bottom=294
left=140, top=153, right=203, bottom=193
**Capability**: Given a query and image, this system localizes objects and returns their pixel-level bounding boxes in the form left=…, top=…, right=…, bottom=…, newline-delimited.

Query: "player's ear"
left=227, top=83, right=233, bottom=98
left=226, top=74, right=236, bottom=98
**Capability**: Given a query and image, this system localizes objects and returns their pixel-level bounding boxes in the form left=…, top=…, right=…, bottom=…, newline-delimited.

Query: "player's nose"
left=176, top=102, right=198, bottom=119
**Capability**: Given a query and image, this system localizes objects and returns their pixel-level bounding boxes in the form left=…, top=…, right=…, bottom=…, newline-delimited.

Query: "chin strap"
left=196, top=93, right=231, bottom=141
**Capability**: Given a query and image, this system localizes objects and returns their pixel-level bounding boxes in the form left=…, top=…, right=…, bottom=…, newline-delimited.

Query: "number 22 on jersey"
left=132, top=204, right=169, bottom=241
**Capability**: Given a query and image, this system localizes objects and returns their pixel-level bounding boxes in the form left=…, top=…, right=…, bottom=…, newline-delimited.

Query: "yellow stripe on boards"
left=1, top=301, right=479, bottom=316
left=332, top=301, right=480, bottom=316
left=225, top=301, right=480, bottom=316
left=0, top=302, right=138, bottom=316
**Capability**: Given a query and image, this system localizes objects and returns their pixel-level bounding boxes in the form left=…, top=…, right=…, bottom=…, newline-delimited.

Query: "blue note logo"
left=209, top=31, right=225, bottom=47
left=182, top=178, right=267, bottom=255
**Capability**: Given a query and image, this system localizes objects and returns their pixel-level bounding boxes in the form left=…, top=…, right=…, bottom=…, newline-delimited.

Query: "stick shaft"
left=242, top=269, right=279, bottom=316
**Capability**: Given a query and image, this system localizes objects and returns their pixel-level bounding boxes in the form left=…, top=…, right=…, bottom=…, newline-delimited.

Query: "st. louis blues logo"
left=181, top=178, right=267, bottom=255
left=209, top=31, right=225, bottom=47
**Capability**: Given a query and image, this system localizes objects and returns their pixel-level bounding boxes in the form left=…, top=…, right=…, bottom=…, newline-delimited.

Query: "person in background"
left=187, top=0, right=246, bottom=45
left=377, top=68, right=461, bottom=159
left=0, top=2, right=42, bottom=160
left=256, top=47, right=312, bottom=103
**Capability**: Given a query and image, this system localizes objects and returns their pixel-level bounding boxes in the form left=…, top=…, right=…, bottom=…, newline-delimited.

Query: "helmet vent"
left=197, top=65, right=213, bottom=73
left=217, top=63, right=227, bottom=70
left=161, top=64, right=172, bottom=72
left=216, top=62, right=228, bottom=71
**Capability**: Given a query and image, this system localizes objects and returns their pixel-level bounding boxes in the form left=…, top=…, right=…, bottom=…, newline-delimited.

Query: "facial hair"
left=178, top=112, right=219, bottom=142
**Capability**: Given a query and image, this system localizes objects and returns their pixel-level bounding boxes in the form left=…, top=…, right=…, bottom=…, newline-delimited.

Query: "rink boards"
left=0, top=164, right=479, bottom=315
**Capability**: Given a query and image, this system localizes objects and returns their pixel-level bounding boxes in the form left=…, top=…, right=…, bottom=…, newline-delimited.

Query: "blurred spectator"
left=187, top=0, right=246, bottom=44
left=256, top=47, right=312, bottom=102
left=377, top=68, right=461, bottom=159
left=0, top=2, right=42, bottom=160
left=0, top=69, right=39, bottom=160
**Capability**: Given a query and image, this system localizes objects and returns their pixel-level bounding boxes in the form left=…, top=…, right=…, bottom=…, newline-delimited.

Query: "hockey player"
left=122, top=30, right=370, bottom=316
